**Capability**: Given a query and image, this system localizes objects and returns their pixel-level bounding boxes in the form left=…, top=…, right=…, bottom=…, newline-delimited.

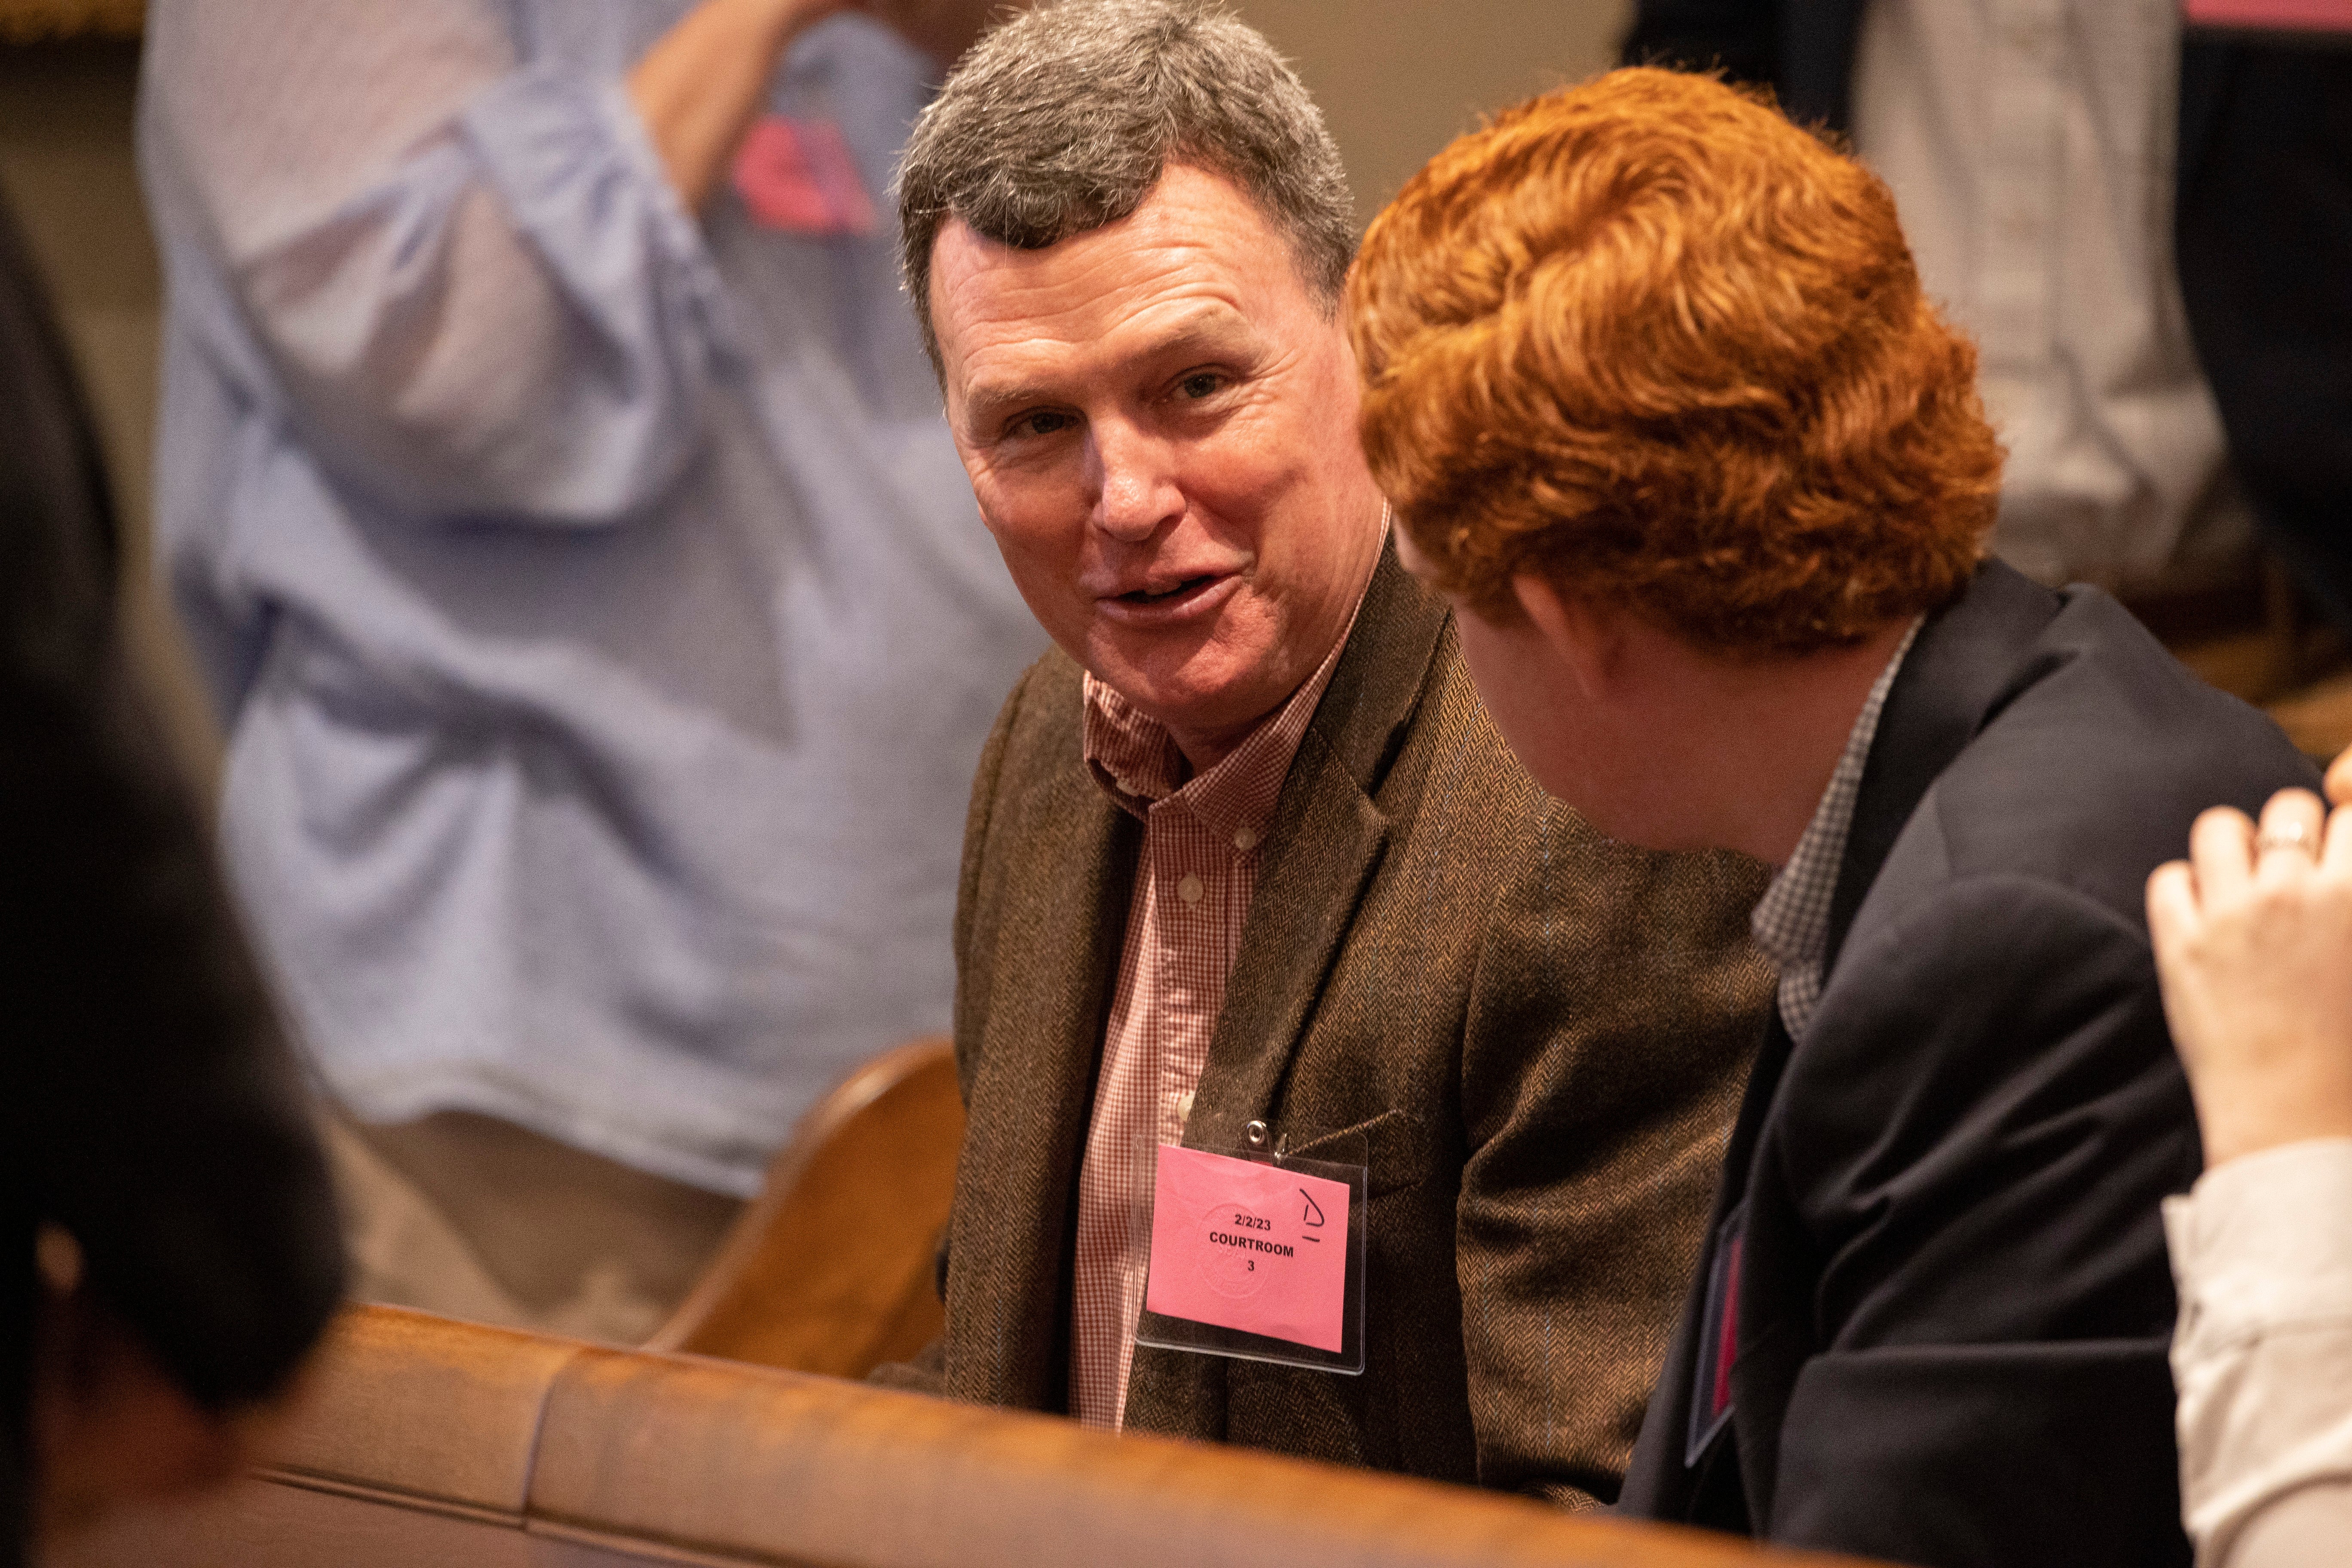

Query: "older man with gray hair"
left=873, top=0, right=1772, bottom=1504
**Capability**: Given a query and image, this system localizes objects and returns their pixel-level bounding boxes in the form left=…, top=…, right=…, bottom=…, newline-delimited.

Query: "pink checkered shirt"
left=1067, top=629, right=1354, bottom=1432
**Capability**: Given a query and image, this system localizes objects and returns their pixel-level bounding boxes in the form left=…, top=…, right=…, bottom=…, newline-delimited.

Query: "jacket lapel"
left=946, top=710, right=1139, bottom=1413
left=1822, top=560, right=2063, bottom=974
left=1723, top=560, right=2062, bottom=1518
left=1122, top=542, right=1448, bottom=1438
left=1185, top=542, right=1450, bottom=1142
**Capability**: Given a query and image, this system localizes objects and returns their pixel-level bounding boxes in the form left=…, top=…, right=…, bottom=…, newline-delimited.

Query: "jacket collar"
left=1822, top=558, right=2064, bottom=980
left=1180, top=538, right=1451, bottom=1146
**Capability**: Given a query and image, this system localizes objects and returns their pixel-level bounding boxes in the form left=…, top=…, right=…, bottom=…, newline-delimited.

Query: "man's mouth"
left=1119, top=574, right=1219, bottom=605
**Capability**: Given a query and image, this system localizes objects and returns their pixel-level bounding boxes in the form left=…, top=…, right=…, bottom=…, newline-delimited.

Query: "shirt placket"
left=1156, top=807, right=1218, bottom=1148
left=1109, top=805, right=1213, bottom=1426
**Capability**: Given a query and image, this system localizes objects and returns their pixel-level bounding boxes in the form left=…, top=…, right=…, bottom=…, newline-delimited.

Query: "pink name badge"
left=2183, top=0, right=2352, bottom=32
left=732, top=115, right=878, bottom=237
left=1144, top=1145, right=1351, bottom=1353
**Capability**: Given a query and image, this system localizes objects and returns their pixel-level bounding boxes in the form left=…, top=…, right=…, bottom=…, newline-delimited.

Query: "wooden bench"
left=648, top=1034, right=962, bottom=1378
left=44, top=1305, right=1884, bottom=1568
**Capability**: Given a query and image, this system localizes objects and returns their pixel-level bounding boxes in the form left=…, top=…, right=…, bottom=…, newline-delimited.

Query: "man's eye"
left=1178, top=371, right=1227, bottom=400
left=1011, top=409, right=1074, bottom=439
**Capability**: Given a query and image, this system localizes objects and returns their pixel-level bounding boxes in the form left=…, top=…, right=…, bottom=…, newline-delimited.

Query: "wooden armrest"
left=646, top=1035, right=962, bottom=1377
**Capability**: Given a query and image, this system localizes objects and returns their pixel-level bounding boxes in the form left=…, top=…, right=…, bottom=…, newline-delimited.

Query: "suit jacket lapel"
left=1823, top=561, right=2063, bottom=974
left=1185, top=542, right=1450, bottom=1141
left=1725, top=1010, right=1807, bottom=1524
left=947, top=726, right=1139, bottom=1412
left=1124, top=542, right=1446, bottom=1439
left=1718, top=562, right=2061, bottom=1519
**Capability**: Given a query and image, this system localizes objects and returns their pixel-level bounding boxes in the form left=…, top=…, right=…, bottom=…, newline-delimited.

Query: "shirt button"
left=1233, top=826, right=1258, bottom=852
left=1178, top=874, right=1204, bottom=906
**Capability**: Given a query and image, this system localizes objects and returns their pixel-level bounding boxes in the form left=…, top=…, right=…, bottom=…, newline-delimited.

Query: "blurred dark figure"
left=2175, top=27, right=2352, bottom=630
left=0, top=195, right=343, bottom=1560
left=1623, top=2, right=2352, bottom=629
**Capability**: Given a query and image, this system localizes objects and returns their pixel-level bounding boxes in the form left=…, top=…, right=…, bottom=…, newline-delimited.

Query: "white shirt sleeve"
left=141, top=0, right=733, bottom=525
left=2166, top=1137, right=2352, bottom=1568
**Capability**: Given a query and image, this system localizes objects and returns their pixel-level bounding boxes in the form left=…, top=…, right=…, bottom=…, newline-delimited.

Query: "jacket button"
left=1244, top=1120, right=1269, bottom=1148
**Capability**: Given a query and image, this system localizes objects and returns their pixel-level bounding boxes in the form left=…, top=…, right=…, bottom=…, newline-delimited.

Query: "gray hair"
left=897, top=0, right=1355, bottom=376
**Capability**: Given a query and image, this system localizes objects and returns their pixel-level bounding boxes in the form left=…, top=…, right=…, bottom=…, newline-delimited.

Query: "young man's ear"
left=1510, top=573, right=1620, bottom=704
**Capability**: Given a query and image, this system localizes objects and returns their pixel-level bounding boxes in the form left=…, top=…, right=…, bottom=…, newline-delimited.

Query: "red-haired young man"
left=1350, top=68, right=2318, bottom=1568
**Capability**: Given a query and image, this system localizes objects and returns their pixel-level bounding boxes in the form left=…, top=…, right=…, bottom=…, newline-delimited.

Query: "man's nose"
left=1089, top=420, right=1184, bottom=543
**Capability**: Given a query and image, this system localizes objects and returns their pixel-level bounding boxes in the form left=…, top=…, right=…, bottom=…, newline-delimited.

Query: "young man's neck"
left=1699, top=620, right=1915, bottom=867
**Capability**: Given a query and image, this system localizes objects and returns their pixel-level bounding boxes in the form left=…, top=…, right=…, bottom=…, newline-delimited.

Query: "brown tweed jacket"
left=878, top=545, right=1773, bottom=1507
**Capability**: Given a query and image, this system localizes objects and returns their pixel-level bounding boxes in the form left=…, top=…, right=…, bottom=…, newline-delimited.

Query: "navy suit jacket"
left=1622, top=3, right=2352, bottom=622
left=1618, top=562, right=2319, bottom=1567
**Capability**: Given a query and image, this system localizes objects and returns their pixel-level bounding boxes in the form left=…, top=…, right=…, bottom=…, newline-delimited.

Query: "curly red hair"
left=1348, top=68, right=2000, bottom=654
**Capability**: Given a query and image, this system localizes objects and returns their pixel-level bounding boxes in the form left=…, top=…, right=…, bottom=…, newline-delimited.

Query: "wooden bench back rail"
left=49, top=1306, right=1886, bottom=1568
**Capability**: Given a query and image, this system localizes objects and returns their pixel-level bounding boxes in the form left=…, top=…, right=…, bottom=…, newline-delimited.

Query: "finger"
left=2328, top=745, right=2352, bottom=809
left=2145, top=859, right=2202, bottom=954
left=2325, top=801, right=2352, bottom=876
left=2187, top=805, right=2257, bottom=903
left=2254, top=787, right=2328, bottom=882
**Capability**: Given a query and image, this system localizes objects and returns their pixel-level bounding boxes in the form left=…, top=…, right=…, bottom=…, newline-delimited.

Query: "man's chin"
left=1084, top=651, right=1280, bottom=739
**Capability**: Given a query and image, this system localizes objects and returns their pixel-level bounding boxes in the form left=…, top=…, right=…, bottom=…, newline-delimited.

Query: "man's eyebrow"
left=1139, top=305, right=1254, bottom=363
left=960, top=380, right=1056, bottom=429
left=959, top=304, right=1258, bottom=429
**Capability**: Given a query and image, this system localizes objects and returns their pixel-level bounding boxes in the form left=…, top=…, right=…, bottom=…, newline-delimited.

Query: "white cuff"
left=2166, top=1139, right=2352, bottom=1352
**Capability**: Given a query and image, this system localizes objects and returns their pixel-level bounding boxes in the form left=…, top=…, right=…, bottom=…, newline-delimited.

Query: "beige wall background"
left=0, top=3, right=1632, bottom=791
left=1242, top=0, right=1630, bottom=209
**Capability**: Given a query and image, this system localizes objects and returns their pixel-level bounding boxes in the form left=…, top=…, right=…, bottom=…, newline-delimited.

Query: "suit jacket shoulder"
left=1854, top=581, right=2306, bottom=946
left=1703, top=563, right=2313, bottom=1568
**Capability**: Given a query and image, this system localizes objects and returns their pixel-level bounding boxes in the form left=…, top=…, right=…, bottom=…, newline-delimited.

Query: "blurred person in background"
left=2150, top=747, right=2352, bottom=1566
left=1623, top=0, right=2352, bottom=627
left=138, top=0, right=1045, bottom=1344
left=1348, top=68, right=2318, bottom=1566
left=1, top=193, right=342, bottom=1566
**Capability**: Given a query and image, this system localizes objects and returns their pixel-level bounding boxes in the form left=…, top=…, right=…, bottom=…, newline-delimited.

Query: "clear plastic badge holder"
left=1131, top=1112, right=1368, bottom=1375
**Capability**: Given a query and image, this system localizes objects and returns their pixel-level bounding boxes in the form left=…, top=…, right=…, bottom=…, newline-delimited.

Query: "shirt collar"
left=1749, top=617, right=1923, bottom=1035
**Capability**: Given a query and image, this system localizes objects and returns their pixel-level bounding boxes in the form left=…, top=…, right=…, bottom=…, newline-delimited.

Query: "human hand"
left=2147, top=781, right=2352, bottom=1167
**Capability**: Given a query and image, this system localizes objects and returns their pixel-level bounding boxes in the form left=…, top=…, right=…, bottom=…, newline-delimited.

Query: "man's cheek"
left=992, top=530, right=1087, bottom=620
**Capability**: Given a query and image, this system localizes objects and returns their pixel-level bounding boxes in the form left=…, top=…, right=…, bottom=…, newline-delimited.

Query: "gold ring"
left=2254, top=822, right=2319, bottom=858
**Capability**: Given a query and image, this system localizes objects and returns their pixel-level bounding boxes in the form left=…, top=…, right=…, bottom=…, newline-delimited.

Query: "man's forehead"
left=931, top=168, right=1306, bottom=377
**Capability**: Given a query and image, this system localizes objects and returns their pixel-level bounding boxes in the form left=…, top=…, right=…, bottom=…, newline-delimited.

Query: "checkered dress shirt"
left=1066, top=627, right=1355, bottom=1432
left=1748, top=620, right=1921, bottom=1040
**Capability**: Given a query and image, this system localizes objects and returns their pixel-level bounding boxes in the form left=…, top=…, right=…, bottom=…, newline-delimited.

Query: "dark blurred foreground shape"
left=42, top=1303, right=1901, bottom=1568
left=0, top=184, right=342, bottom=1563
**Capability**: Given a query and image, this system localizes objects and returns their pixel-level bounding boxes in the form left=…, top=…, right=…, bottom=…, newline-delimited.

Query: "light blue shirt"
left=138, top=0, right=1044, bottom=1194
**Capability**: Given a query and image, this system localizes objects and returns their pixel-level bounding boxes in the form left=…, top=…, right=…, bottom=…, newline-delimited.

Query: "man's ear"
left=1510, top=573, right=1620, bottom=703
